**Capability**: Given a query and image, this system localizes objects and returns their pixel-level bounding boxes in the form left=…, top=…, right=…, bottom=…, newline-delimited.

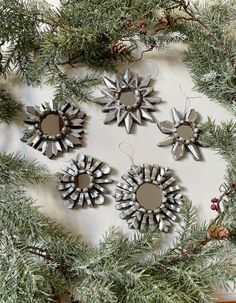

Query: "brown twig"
left=163, top=181, right=236, bottom=265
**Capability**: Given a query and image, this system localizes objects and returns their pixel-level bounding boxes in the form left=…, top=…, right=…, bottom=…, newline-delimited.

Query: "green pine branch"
left=0, top=152, right=49, bottom=185
left=0, top=89, right=22, bottom=123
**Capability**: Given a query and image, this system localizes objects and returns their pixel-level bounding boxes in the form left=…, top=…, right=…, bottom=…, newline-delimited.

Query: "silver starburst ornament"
left=98, top=68, right=160, bottom=133
left=22, top=101, right=85, bottom=158
left=157, top=108, right=208, bottom=161
left=114, top=164, right=184, bottom=232
left=58, top=153, right=112, bottom=209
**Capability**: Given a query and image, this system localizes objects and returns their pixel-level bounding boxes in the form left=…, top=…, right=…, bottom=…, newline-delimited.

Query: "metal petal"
left=162, top=176, right=176, bottom=189
left=166, top=185, right=180, bottom=194
left=90, top=160, right=102, bottom=172
left=84, top=192, right=93, bottom=206
left=77, top=193, right=84, bottom=207
left=124, top=113, right=134, bottom=133
left=70, top=118, right=84, bottom=127
left=130, top=109, right=141, bottom=125
left=63, top=138, right=74, bottom=148
left=55, top=141, right=63, bottom=152
left=151, top=164, right=159, bottom=180
left=157, top=136, right=174, bottom=146
left=157, top=120, right=175, bottom=134
left=66, top=134, right=81, bottom=145
left=94, top=195, right=105, bottom=205
left=62, top=175, right=71, bottom=182
left=187, top=143, right=201, bottom=161
left=184, top=109, right=198, bottom=122
left=144, top=164, right=151, bottom=180
left=161, top=207, right=177, bottom=222
left=144, top=96, right=160, bottom=104
left=104, top=110, right=117, bottom=124
left=117, top=109, right=128, bottom=125
left=119, top=206, right=137, bottom=219
left=94, top=170, right=102, bottom=178
left=76, top=152, right=85, bottom=162
left=51, top=141, right=59, bottom=157
left=101, top=90, right=116, bottom=100
left=101, top=164, right=111, bottom=174
left=61, top=103, right=71, bottom=113
left=171, top=108, right=182, bottom=124
left=123, top=68, right=133, bottom=85
left=45, top=142, right=53, bottom=158
left=41, top=141, right=47, bottom=154
left=128, top=216, right=140, bottom=229
left=196, top=138, right=210, bottom=147
left=140, top=108, right=154, bottom=122
left=62, top=186, right=75, bottom=199
left=159, top=219, right=171, bottom=232
left=26, top=106, right=40, bottom=116
left=141, top=87, right=154, bottom=97
left=70, top=191, right=80, bottom=201
left=61, top=139, right=69, bottom=151
left=95, top=178, right=112, bottom=184
left=140, top=214, right=148, bottom=231
left=49, top=99, right=57, bottom=110
left=102, top=100, right=118, bottom=111
left=141, top=100, right=156, bottom=110
left=172, top=142, right=185, bottom=160
left=64, top=200, right=75, bottom=209
left=27, top=133, right=39, bottom=146
left=103, top=76, right=117, bottom=90
left=94, top=184, right=107, bottom=193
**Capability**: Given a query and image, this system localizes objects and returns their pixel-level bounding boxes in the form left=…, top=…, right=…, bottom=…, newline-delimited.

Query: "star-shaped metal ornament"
left=157, top=108, right=208, bottom=161
left=21, top=101, right=85, bottom=159
left=114, top=164, right=184, bottom=232
left=58, top=153, right=112, bottom=209
left=97, top=68, right=161, bottom=133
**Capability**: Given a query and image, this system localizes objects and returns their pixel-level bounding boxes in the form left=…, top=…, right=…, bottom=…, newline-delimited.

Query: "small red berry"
left=139, top=21, right=145, bottom=28
left=211, top=197, right=219, bottom=203
left=126, top=21, right=132, bottom=27
left=210, top=204, right=218, bottom=211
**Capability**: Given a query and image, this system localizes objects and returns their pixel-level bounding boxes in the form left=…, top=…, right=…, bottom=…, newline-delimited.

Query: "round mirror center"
left=176, top=124, right=194, bottom=140
left=75, top=173, right=91, bottom=189
left=40, top=114, right=64, bottom=136
left=136, top=183, right=163, bottom=210
left=119, top=90, right=136, bottom=107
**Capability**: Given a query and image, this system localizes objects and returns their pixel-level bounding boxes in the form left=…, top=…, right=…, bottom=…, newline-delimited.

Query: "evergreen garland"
left=0, top=0, right=236, bottom=302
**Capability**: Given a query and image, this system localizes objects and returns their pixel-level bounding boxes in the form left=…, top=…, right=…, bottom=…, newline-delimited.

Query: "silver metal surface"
left=22, top=101, right=85, bottom=159
left=114, top=164, right=184, bottom=232
left=157, top=108, right=208, bottom=161
left=58, top=153, right=112, bottom=209
left=98, top=68, right=161, bottom=133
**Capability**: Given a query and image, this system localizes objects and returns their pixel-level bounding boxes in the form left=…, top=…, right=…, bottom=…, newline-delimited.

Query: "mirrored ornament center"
left=40, top=114, right=65, bottom=136
left=176, top=124, right=194, bottom=140
left=119, top=90, right=136, bottom=107
left=74, top=173, right=91, bottom=189
left=136, top=183, right=163, bottom=210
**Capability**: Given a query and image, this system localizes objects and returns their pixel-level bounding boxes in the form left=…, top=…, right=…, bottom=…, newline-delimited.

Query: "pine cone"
left=111, top=40, right=127, bottom=55
left=208, top=224, right=229, bottom=240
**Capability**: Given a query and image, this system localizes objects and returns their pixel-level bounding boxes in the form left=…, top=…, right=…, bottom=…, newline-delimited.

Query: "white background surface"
left=1, top=44, right=233, bottom=246
left=0, top=0, right=235, bottom=300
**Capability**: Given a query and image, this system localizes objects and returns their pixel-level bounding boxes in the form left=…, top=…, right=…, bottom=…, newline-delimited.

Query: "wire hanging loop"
left=118, top=142, right=136, bottom=167
left=178, top=84, right=201, bottom=114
